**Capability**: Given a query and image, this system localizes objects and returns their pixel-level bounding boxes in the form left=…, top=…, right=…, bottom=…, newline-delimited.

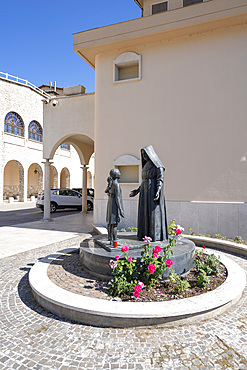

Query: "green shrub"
left=234, top=236, right=243, bottom=244
left=197, top=269, right=209, bottom=288
left=168, top=271, right=190, bottom=294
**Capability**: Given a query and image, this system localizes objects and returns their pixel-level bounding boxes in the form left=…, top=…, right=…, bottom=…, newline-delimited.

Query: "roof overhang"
left=134, top=0, right=143, bottom=10
left=73, top=0, right=247, bottom=69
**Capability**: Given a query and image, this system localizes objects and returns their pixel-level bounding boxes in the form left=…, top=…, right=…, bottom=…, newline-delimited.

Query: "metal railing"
left=0, top=71, right=50, bottom=98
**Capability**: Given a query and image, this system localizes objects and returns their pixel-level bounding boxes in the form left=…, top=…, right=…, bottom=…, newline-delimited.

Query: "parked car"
left=72, top=188, right=94, bottom=211
left=36, top=188, right=93, bottom=213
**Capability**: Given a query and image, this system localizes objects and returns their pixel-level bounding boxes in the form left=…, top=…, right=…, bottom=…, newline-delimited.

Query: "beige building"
left=0, top=73, right=89, bottom=204
left=43, top=0, right=247, bottom=238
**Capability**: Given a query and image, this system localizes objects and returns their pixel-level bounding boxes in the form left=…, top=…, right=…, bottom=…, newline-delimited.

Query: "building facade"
left=44, top=0, right=247, bottom=238
left=0, top=74, right=87, bottom=203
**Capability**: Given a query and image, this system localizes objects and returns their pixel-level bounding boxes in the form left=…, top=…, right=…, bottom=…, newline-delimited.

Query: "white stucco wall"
left=93, top=21, right=247, bottom=238
left=0, top=78, right=83, bottom=202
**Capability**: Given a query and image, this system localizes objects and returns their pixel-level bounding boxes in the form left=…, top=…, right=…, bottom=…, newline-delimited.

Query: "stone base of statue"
left=79, top=233, right=195, bottom=280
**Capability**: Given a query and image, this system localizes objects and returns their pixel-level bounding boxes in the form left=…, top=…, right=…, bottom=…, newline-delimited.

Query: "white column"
left=43, top=159, right=52, bottom=221
left=81, top=165, right=88, bottom=213
left=23, top=167, right=28, bottom=202
left=0, top=164, right=3, bottom=203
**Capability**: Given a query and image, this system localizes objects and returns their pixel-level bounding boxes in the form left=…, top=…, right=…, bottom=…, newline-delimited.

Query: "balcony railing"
left=0, top=71, right=50, bottom=98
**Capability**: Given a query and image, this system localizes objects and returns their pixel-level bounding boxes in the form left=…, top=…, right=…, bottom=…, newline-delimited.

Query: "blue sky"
left=0, top=1, right=141, bottom=93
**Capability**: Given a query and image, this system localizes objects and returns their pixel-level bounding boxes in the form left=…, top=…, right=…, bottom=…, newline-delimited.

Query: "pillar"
left=43, top=159, right=52, bottom=221
left=81, top=165, right=88, bottom=213
left=23, top=167, right=28, bottom=202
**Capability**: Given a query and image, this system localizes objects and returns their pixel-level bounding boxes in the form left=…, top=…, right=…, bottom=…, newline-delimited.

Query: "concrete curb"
left=29, top=245, right=246, bottom=328
left=184, top=234, right=247, bottom=257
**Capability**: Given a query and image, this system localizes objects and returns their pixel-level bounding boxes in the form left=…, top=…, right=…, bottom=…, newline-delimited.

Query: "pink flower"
left=109, top=260, right=118, bottom=269
left=115, top=255, right=120, bottom=260
left=153, top=246, right=161, bottom=254
left=153, top=253, right=158, bottom=259
left=134, top=284, right=142, bottom=293
left=133, top=291, right=140, bottom=298
left=127, top=256, right=133, bottom=262
left=148, top=264, right=156, bottom=273
left=143, top=236, right=152, bottom=243
left=165, top=259, right=173, bottom=268
left=121, top=246, right=129, bottom=252
left=175, top=228, right=182, bottom=235
left=138, top=281, right=145, bottom=289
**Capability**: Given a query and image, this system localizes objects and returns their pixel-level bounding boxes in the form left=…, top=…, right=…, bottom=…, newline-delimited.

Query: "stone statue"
left=105, top=169, right=124, bottom=243
left=129, top=145, right=168, bottom=241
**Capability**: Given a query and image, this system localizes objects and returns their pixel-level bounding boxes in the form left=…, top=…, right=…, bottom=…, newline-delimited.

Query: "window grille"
left=152, top=2, right=168, bottom=14
left=183, top=0, right=203, bottom=7
left=4, top=112, right=24, bottom=137
left=60, top=143, right=70, bottom=150
left=28, top=121, right=42, bottom=142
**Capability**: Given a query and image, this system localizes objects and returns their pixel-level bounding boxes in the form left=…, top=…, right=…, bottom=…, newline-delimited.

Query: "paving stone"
left=0, top=241, right=247, bottom=369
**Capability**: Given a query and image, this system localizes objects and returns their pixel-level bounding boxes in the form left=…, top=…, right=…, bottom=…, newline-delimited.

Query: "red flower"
left=133, top=291, right=140, bottom=298
left=148, top=264, right=156, bottom=273
left=153, top=253, right=158, bottom=259
left=165, top=259, right=173, bottom=268
left=121, top=246, right=129, bottom=252
left=175, top=229, right=182, bottom=235
left=115, top=255, right=120, bottom=260
left=134, top=284, right=142, bottom=293
left=202, top=245, right=206, bottom=249
left=153, top=246, right=161, bottom=254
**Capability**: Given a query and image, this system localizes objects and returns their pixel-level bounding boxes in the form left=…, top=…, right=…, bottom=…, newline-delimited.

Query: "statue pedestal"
left=79, top=233, right=195, bottom=280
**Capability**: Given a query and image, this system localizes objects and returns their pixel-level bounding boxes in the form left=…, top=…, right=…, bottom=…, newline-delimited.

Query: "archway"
left=50, top=166, right=58, bottom=188
left=3, top=160, right=24, bottom=201
left=60, top=167, right=70, bottom=188
left=28, top=163, right=43, bottom=198
left=43, top=134, right=94, bottom=219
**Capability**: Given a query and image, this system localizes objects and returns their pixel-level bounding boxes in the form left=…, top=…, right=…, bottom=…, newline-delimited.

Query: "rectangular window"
left=183, top=0, right=203, bottom=7
left=115, top=165, right=139, bottom=183
left=116, top=63, right=139, bottom=81
left=152, top=2, right=168, bottom=14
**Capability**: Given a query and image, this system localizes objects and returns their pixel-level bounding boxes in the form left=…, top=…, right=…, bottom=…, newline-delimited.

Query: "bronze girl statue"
left=105, top=169, right=124, bottom=243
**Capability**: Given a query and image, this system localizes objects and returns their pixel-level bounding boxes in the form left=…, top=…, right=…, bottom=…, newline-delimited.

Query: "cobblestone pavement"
left=0, top=238, right=247, bottom=370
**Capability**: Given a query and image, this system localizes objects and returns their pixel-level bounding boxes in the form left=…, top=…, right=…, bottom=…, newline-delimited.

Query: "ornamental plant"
left=108, top=233, right=177, bottom=298
left=168, top=271, right=190, bottom=294
left=168, top=220, right=184, bottom=237
left=195, top=249, right=220, bottom=276
left=108, top=246, right=137, bottom=297
left=197, top=269, right=210, bottom=288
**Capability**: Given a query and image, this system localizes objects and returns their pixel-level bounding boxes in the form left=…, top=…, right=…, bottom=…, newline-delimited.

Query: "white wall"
left=93, top=22, right=247, bottom=238
left=0, top=78, right=83, bottom=201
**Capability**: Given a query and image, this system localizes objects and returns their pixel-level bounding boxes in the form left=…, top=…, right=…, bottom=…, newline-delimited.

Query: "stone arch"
left=50, top=165, right=58, bottom=188
left=3, top=160, right=24, bottom=201
left=48, top=134, right=94, bottom=166
left=27, top=163, right=43, bottom=198
left=60, top=167, right=70, bottom=188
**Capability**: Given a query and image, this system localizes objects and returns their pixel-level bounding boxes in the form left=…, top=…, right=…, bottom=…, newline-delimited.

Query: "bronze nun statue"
left=130, top=145, right=168, bottom=241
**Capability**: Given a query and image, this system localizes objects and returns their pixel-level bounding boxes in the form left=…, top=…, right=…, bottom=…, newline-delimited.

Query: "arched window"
left=28, top=121, right=42, bottom=142
left=60, top=143, right=70, bottom=150
left=4, top=112, right=24, bottom=137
